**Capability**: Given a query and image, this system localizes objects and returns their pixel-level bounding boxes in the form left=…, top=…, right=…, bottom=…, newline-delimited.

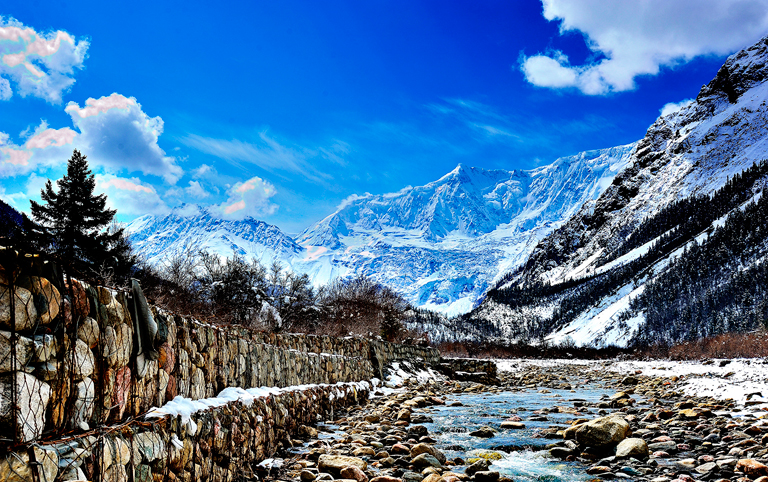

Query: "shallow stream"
left=303, top=384, right=636, bottom=482
left=423, top=386, right=618, bottom=482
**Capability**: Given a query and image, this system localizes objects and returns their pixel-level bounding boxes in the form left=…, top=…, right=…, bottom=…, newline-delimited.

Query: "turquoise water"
left=303, top=385, right=635, bottom=482
left=422, top=387, right=618, bottom=482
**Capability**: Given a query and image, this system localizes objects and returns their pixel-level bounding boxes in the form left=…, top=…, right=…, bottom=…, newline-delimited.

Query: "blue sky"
left=2, top=1, right=768, bottom=233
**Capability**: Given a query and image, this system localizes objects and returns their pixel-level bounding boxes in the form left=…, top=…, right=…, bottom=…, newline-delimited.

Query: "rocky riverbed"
left=264, top=361, right=768, bottom=482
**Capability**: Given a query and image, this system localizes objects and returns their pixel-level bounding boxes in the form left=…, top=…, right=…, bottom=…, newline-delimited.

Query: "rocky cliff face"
left=464, top=35, right=768, bottom=347
left=520, top=35, right=768, bottom=285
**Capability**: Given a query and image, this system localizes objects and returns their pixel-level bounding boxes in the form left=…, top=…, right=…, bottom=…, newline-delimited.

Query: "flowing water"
left=422, top=386, right=617, bottom=482
left=303, top=385, right=634, bottom=482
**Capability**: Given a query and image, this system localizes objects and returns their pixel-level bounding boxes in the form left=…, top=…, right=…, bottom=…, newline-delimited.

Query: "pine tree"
left=30, top=149, right=133, bottom=279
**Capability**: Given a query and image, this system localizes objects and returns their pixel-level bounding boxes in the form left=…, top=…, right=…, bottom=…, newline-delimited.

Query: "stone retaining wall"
left=0, top=381, right=371, bottom=482
left=0, top=251, right=438, bottom=448
left=0, top=249, right=439, bottom=482
left=437, top=357, right=499, bottom=384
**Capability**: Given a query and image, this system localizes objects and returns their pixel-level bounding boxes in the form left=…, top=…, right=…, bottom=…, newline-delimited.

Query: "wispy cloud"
left=181, top=130, right=347, bottom=183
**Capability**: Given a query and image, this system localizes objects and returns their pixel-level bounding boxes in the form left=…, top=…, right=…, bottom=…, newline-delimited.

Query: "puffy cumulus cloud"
left=0, top=16, right=88, bottom=103
left=660, top=99, right=694, bottom=117
left=95, top=174, right=170, bottom=216
left=25, top=126, right=77, bottom=149
left=0, top=123, right=77, bottom=177
left=65, top=93, right=182, bottom=183
left=521, top=0, right=768, bottom=95
left=216, top=176, right=278, bottom=220
left=1, top=94, right=182, bottom=182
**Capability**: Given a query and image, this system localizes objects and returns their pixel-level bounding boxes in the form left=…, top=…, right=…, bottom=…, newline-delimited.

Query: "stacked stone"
left=0, top=382, right=371, bottom=482
left=165, top=314, right=377, bottom=396
left=0, top=265, right=63, bottom=443
left=437, top=358, right=499, bottom=385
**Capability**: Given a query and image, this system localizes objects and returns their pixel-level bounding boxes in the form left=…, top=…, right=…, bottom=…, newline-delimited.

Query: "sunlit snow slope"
left=127, top=147, right=633, bottom=315
left=126, top=205, right=304, bottom=268
left=295, top=148, right=633, bottom=315
left=467, top=35, right=768, bottom=347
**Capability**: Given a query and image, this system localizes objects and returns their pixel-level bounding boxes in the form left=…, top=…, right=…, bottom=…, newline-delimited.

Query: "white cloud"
left=660, top=99, right=694, bottom=117
left=65, top=93, right=183, bottom=183
left=25, top=126, right=77, bottom=149
left=181, top=131, right=337, bottom=182
left=185, top=180, right=210, bottom=198
left=0, top=93, right=182, bottom=182
left=95, top=174, right=170, bottom=216
left=215, top=176, right=278, bottom=220
left=0, top=77, right=11, bottom=100
left=521, top=0, right=768, bottom=95
left=192, top=163, right=214, bottom=178
left=336, top=192, right=373, bottom=210
left=0, top=16, right=88, bottom=103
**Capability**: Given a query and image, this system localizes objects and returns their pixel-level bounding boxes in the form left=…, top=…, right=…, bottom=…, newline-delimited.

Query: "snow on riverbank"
left=496, top=358, right=768, bottom=410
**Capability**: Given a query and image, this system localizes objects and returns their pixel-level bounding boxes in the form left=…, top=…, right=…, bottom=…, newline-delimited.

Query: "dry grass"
left=438, top=330, right=768, bottom=361
left=643, top=331, right=768, bottom=360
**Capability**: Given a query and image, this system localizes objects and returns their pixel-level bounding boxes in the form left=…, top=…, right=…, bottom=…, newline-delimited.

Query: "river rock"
left=412, top=453, right=442, bottom=468
left=319, top=455, right=367, bottom=473
left=574, top=414, right=629, bottom=447
left=77, top=317, right=100, bottom=348
left=411, top=443, right=447, bottom=464
left=470, top=426, right=497, bottom=438
left=340, top=465, right=369, bottom=482
left=133, top=431, right=165, bottom=463
left=370, top=477, right=402, bottom=482
left=473, top=471, right=500, bottom=482
left=66, top=339, right=95, bottom=380
left=0, top=445, right=58, bottom=482
left=0, top=371, right=50, bottom=442
left=737, top=458, right=768, bottom=476
left=421, top=475, right=445, bottom=482
left=0, top=284, right=37, bottom=331
left=397, top=408, right=411, bottom=422
left=465, top=459, right=491, bottom=476
left=0, top=330, right=33, bottom=373
left=103, top=323, right=132, bottom=368
left=616, top=437, right=649, bottom=458
left=26, top=276, right=60, bottom=325
left=500, top=420, right=525, bottom=429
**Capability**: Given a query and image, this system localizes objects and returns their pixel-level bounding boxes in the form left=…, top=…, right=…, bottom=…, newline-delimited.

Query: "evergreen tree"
left=30, top=149, right=133, bottom=279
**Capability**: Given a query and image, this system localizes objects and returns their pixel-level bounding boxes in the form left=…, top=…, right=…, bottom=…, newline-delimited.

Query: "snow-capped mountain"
left=126, top=204, right=304, bottom=268
left=465, top=35, right=768, bottom=347
left=295, top=146, right=634, bottom=315
left=126, top=146, right=633, bottom=315
left=127, top=37, right=768, bottom=347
